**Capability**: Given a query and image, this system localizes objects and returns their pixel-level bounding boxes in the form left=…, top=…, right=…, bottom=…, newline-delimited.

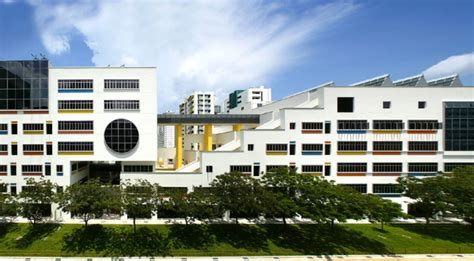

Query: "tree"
left=210, top=172, right=263, bottom=223
left=58, top=179, right=120, bottom=226
left=444, top=167, right=474, bottom=227
left=186, top=187, right=220, bottom=223
left=398, top=175, right=447, bottom=226
left=364, top=194, right=404, bottom=230
left=122, top=180, right=155, bottom=233
left=0, top=183, right=17, bottom=223
left=17, top=178, right=56, bottom=224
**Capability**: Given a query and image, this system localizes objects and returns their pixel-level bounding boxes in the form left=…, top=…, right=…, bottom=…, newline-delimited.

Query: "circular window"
left=104, top=119, right=139, bottom=153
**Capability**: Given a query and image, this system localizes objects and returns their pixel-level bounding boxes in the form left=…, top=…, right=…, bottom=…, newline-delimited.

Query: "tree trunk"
left=424, top=216, right=430, bottom=229
left=133, top=218, right=136, bottom=234
left=235, top=217, right=238, bottom=224
left=84, top=219, right=88, bottom=226
left=331, top=219, right=335, bottom=231
left=185, top=217, right=188, bottom=225
left=283, top=217, right=287, bottom=225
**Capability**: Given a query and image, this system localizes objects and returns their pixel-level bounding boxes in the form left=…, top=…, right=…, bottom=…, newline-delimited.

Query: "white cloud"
left=423, top=52, right=474, bottom=80
left=29, top=0, right=358, bottom=111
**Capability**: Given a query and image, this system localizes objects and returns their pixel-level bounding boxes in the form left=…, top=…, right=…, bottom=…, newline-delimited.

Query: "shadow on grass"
left=0, top=222, right=16, bottom=239
left=207, top=224, right=269, bottom=252
left=16, top=223, right=59, bottom=249
left=168, top=225, right=216, bottom=250
left=392, top=224, right=474, bottom=244
left=62, top=225, right=171, bottom=257
left=262, top=224, right=390, bottom=255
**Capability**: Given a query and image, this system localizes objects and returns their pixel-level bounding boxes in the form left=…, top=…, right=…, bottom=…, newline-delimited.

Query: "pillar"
left=175, top=124, right=183, bottom=169
left=204, top=124, right=213, bottom=151
left=232, top=124, right=242, bottom=132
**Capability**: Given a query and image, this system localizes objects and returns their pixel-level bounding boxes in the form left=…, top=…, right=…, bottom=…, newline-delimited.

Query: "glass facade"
left=445, top=102, right=474, bottom=151
left=0, top=60, right=49, bottom=110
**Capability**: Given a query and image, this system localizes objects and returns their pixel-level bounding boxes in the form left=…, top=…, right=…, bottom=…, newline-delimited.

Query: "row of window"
left=58, top=142, right=94, bottom=152
left=337, top=163, right=439, bottom=173
left=123, top=165, right=154, bottom=173
left=104, top=79, right=139, bottom=90
left=57, top=79, right=139, bottom=90
left=104, top=100, right=140, bottom=111
left=57, top=100, right=141, bottom=111
left=23, top=123, right=43, bottom=131
left=23, top=144, right=43, bottom=152
left=0, top=164, right=63, bottom=177
left=58, top=79, right=93, bottom=90
left=58, top=121, right=93, bottom=131
left=341, top=184, right=399, bottom=194
left=58, top=100, right=93, bottom=110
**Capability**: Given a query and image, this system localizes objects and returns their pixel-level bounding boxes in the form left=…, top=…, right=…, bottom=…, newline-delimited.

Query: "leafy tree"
left=58, top=179, right=120, bottom=226
left=17, top=178, right=56, bottom=224
left=122, top=180, right=155, bottom=233
left=444, top=167, right=474, bottom=227
left=184, top=187, right=220, bottom=224
left=0, top=184, right=17, bottom=222
left=398, top=175, right=447, bottom=226
left=364, top=194, right=404, bottom=230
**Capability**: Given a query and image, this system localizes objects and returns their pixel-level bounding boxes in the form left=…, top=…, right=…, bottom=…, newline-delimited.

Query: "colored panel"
left=373, top=130, right=402, bottom=134
left=0, top=152, right=7, bottom=155
left=373, top=173, right=401, bottom=177
left=58, top=110, right=94, bottom=114
left=302, top=130, right=322, bottom=134
left=408, top=173, right=437, bottom=177
left=58, top=89, right=94, bottom=93
left=266, top=151, right=287, bottom=156
left=0, top=131, right=7, bottom=135
left=375, top=193, right=402, bottom=198
left=373, top=151, right=401, bottom=155
left=24, top=110, right=49, bottom=114
left=337, top=130, right=367, bottom=134
left=232, top=124, right=242, bottom=132
left=204, top=124, right=213, bottom=151
left=58, top=152, right=94, bottom=155
left=337, top=151, right=367, bottom=155
left=302, top=151, right=322, bottom=155
left=337, top=173, right=366, bottom=176
left=0, top=111, right=17, bottom=114
left=58, top=130, right=94, bottom=134
left=175, top=124, right=183, bottom=169
left=23, top=130, right=44, bottom=135
left=302, top=173, right=322, bottom=176
left=24, top=152, right=44, bottom=156
left=407, top=152, right=436, bottom=155
left=407, top=130, right=436, bottom=134
left=0, top=173, right=7, bottom=176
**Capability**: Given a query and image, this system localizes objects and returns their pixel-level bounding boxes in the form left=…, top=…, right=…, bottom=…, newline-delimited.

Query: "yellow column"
left=232, top=124, right=242, bottom=132
left=175, top=124, right=183, bottom=169
left=204, top=124, right=213, bottom=151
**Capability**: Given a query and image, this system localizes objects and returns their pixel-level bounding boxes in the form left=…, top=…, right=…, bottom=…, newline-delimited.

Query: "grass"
left=0, top=222, right=472, bottom=257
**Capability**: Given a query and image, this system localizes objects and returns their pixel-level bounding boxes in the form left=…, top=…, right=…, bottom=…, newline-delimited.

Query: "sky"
left=0, top=0, right=473, bottom=112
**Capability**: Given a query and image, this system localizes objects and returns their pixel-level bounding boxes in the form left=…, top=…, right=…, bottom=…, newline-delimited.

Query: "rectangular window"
left=58, top=142, right=94, bottom=152
left=46, top=144, right=52, bottom=155
left=104, top=79, right=139, bottom=90
left=302, top=122, right=323, bottom=130
left=229, top=165, right=252, bottom=174
left=123, top=165, right=154, bottom=173
left=56, top=165, right=63, bottom=176
left=445, top=102, right=474, bottom=151
left=340, top=184, right=367, bottom=193
left=0, top=144, right=7, bottom=154
left=0, top=124, right=7, bottom=134
left=373, top=163, right=403, bottom=172
left=10, top=185, right=16, bottom=195
left=337, top=141, right=367, bottom=151
left=23, top=123, right=44, bottom=133
left=104, top=100, right=140, bottom=111
left=337, top=97, right=354, bottom=113
left=418, top=101, right=426, bottom=109
left=289, top=143, right=296, bottom=155
left=21, top=165, right=43, bottom=175
left=324, top=165, right=331, bottom=176
left=58, top=100, right=93, bottom=110
left=289, top=122, right=296, bottom=129
left=10, top=165, right=16, bottom=176
left=206, top=165, right=213, bottom=173
left=324, top=121, right=331, bottom=134
left=408, top=141, right=438, bottom=151
left=444, top=163, right=474, bottom=172
left=45, top=164, right=51, bottom=176
left=58, top=121, right=93, bottom=131
left=23, top=144, right=44, bottom=155
left=247, top=144, right=254, bottom=151
left=324, top=144, right=331, bottom=155
left=0, top=165, right=7, bottom=174
left=46, top=123, right=52, bottom=134
left=408, top=120, right=441, bottom=130
left=337, top=120, right=369, bottom=130
left=373, top=120, right=404, bottom=130
left=266, top=165, right=287, bottom=173
left=373, top=141, right=403, bottom=151
left=58, top=79, right=93, bottom=91
left=301, top=165, right=323, bottom=173
left=302, top=144, right=323, bottom=154
left=11, top=123, right=17, bottom=135
left=383, top=101, right=391, bottom=109
left=337, top=163, right=367, bottom=172
left=11, top=144, right=17, bottom=155
left=408, top=163, right=438, bottom=172
left=266, top=144, right=288, bottom=152
left=373, top=184, right=400, bottom=194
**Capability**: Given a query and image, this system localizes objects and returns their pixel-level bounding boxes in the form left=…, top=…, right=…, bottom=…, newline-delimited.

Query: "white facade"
left=158, top=111, right=175, bottom=148
left=224, top=86, right=272, bottom=114
left=179, top=91, right=215, bottom=135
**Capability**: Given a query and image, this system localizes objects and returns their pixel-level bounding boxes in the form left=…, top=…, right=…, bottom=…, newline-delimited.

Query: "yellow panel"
left=58, top=110, right=94, bottom=114
left=23, top=131, right=44, bottom=135
left=175, top=124, right=183, bottom=169
left=266, top=151, right=288, bottom=156
left=58, top=152, right=94, bottom=155
left=232, top=124, right=242, bottom=132
left=204, top=124, right=213, bottom=152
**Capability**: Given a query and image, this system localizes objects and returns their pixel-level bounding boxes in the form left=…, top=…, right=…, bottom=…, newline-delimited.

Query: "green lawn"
left=0, top=223, right=472, bottom=257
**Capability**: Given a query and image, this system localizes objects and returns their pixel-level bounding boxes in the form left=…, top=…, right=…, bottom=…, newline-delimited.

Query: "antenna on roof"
left=39, top=53, right=48, bottom=60
left=31, top=54, right=39, bottom=60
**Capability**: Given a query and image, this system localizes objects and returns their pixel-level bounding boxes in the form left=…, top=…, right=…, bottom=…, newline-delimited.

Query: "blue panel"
left=377, top=193, right=402, bottom=198
left=337, top=130, right=367, bottom=134
left=0, top=131, right=7, bottom=135
left=58, top=89, right=94, bottom=93
left=408, top=173, right=437, bottom=177
left=302, top=151, right=322, bottom=155
left=57, top=173, right=63, bottom=176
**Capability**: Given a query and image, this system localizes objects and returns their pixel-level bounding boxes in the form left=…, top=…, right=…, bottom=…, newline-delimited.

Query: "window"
left=206, top=165, right=213, bottom=173
left=104, top=119, right=139, bottom=153
left=45, top=164, right=51, bottom=176
left=301, top=165, right=323, bottom=173
left=383, top=101, right=391, bottom=109
left=373, top=163, right=402, bottom=172
left=337, top=97, right=354, bottom=113
left=230, top=165, right=252, bottom=174
left=46, top=144, right=52, bottom=155
left=444, top=163, right=474, bottom=172
left=0, top=124, right=7, bottom=133
left=104, top=79, right=139, bottom=90
left=337, top=163, right=367, bottom=172
left=324, top=165, right=331, bottom=176
left=11, top=144, right=17, bottom=155
left=10, top=165, right=16, bottom=176
left=123, top=165, right=153, bottom=172
left=289, top=122, right=296, bottom=129
left=445, top=102, right=474, bottom=151
left=418, top=101, right=426, bottom=109
left=11, top=123, right=17, bottom=135
left=104, top=100, right=140, bottom=111
left=373, top=120, right=404, bottom=130
left=23, top=123, right=43, bottom=131
left=289, top=143, right=296, bottom=155
left=337, top=142, right=367, bottom=151
left=325, top=144, right=331, bottom=155
left=337, top=120, right=369, bottom=130
left=340, top=184, right=367, bottom=193
left=46, top=123, right=52, bottom=134
left=266, top=165, right=286, bottom=173
left=408, top=142, right=438, bottom=151
left=0, top=144, right=7, bottom=154
left=21, top=165, right=43, bottom=174
left=373, top=184, right=400, bottom=194
left=266, top=144, right=288, bottom=152
left=302, top=144, right=323, bottom=152
left=324, top=121, right=331, bottom=134
left=23, top=144, right=44, bottom=152
left=408, top=120, right=441, bottom=130
left=373, top=141, right=402, bottom=151
left=58, top=142, right=94, bottom=152
left=58, top=121, right=93, bottom=131
left=56, top=165, right=63, bottom=176
left=10, top=184, right=16, bottom=195
left=302, top=122, right=323, bottom=130
left=408, top=163, right=438, bottom=172
left=58, top=79, right=93, bottom=91
left=58, top=100, right=93, bottom=110
left=247, top=144, right=254, bottom=151
left=0, top=165, right=6, bottom=173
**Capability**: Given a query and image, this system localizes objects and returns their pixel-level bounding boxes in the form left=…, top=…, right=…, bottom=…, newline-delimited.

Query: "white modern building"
left=158, top=111, right=175, bottom=148
left=179, top=91, right=215, bottom=135
left=223, top=86, right=272, bottom=114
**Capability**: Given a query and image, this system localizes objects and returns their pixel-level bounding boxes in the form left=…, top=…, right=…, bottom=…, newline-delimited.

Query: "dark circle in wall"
left=104, top=119, right=139, bottom=153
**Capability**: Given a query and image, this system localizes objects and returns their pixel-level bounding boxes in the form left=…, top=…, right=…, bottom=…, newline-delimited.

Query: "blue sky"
left=0, top=0, right=473, bottom=112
